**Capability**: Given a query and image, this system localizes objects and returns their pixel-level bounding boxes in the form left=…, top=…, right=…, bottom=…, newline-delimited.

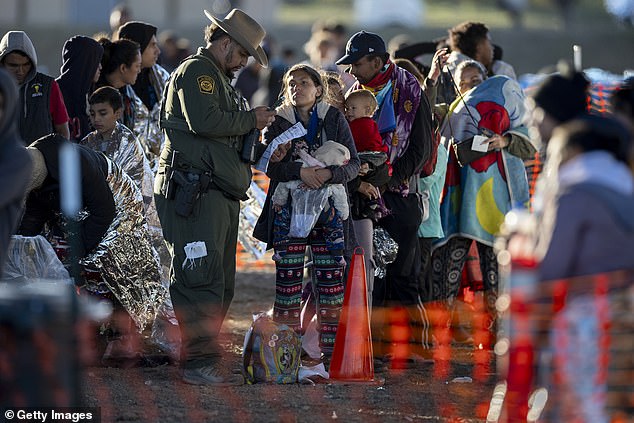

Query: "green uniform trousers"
left=156, top=188, right=239, bottom=369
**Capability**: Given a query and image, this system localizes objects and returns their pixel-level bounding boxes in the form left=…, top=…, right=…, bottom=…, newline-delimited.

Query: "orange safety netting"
left=499, top=266, right=633, bottom=422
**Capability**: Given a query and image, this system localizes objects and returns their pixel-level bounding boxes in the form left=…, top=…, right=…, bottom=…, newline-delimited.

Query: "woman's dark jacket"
left=253, top=102, right=361, bottom=259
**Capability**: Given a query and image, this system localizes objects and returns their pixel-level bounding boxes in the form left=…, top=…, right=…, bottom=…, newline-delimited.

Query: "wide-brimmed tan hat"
left=204, top=8, right=268, bottom=67
left=26, top=147, right=48, bottom=193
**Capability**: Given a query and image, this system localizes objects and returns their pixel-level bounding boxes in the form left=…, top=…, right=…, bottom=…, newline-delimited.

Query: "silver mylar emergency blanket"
left=372, top=226, right=399, bottom=279
left=81, top=159, right=166, bottom=330
left=130, top=64, right=170, bottom=172
left=82, top=124, right=176, bottom=325
left=239, top=181, right=268, bottom=260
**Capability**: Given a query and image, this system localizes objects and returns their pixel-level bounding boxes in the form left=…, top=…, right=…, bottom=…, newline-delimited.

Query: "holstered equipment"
left=161, top=150, right=247, bottom=217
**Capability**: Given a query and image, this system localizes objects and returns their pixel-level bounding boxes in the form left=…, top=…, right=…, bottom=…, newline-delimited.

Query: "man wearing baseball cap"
left=337, top=31, right=436, bottom=361
left=155, top=8, right=275, bottom=386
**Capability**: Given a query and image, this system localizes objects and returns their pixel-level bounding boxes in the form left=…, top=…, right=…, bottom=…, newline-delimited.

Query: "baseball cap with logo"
left=336, top=31, right=386, bottom=65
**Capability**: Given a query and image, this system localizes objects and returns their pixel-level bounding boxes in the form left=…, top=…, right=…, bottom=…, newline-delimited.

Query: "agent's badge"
left=197, top=75, right=215, bottom=94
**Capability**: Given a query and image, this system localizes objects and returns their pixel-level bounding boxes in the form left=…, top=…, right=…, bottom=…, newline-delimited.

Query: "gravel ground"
left=81, top=270, right=496, bottom=423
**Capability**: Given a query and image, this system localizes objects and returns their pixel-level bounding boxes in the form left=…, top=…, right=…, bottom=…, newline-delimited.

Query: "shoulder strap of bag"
left=441, top=63, right=479, bottom=129
left=439, top=59, right=480, bottom=143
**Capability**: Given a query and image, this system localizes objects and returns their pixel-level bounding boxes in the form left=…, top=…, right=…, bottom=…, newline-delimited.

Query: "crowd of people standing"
left=0, top=7, right=633, bottom=420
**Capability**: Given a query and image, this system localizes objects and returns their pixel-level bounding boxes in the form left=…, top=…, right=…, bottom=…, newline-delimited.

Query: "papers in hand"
left=471, top=134, right=490, bottom=153
left=255, top=122, right=307, bottom=172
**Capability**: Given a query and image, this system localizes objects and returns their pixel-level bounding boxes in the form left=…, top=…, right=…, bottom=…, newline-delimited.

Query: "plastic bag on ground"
left=1, top=235, right=70, bottom=282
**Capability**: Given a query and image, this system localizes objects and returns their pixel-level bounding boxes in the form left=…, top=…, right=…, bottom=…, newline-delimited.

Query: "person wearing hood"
left=0, top=68, right=32, bottom=273
left=118, top=21, right=169, bottom=170
left=57, top=36, right=104, bottom=141
left=612, top=79, right=634, bottom=173
left=0, top=31, right=70, bottom=144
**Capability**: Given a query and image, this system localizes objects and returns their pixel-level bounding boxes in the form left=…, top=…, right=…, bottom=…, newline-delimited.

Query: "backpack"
left=242, top=312, right=301, bottom=384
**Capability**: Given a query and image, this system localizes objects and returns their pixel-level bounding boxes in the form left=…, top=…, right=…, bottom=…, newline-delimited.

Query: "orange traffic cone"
left=329, top=247, right=374, bottom=382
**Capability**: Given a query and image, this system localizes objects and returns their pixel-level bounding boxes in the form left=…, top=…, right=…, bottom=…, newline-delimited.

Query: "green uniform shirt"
left=157, top=47, right=256, bottom=199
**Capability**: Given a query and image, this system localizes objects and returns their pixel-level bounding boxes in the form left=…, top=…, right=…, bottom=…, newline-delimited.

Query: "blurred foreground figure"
left=611, top=79, right=634, bottom=171
left=538, top=116, right=634, bottom=280
left=536, top=116, right=634, bottom=422
left=529, top=67, right=591, bottom=153
left=0, top=68, right=31, bottom=273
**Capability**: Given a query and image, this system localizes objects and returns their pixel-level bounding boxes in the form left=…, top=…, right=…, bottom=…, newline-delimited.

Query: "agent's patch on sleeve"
left=197, top=75, right=215, bottom=94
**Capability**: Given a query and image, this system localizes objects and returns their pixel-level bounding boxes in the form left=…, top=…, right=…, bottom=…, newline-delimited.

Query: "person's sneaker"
left=182, top=365, right=244, bottom=386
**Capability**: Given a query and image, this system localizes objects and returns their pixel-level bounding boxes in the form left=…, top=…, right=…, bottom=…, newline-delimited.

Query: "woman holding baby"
left=253, top=64, right=360, bottom=366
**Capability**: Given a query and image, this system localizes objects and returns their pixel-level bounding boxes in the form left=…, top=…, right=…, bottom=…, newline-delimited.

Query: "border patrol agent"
left=154, top=9, right=276, bottom=386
